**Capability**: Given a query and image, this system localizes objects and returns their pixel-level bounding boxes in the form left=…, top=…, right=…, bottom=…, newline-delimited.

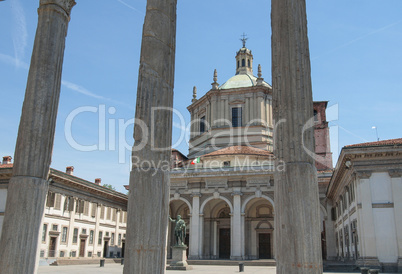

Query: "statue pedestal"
left=166, top=245, right=192, bottom=271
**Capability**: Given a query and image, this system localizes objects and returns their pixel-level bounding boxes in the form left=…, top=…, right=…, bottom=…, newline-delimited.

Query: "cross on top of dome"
left=240, top=33, right=248, bottom=48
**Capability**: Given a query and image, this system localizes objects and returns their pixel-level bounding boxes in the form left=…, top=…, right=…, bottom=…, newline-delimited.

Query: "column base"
left=397, top=258, right=402, bottom=273
left=166, top=246, right=192, bottom=271
left=356, top=257, right=380, bottom=269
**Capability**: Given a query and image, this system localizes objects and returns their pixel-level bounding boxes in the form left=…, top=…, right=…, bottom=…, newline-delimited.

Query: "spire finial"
left=240, top=33, right=248, bottom=48
left=192, top=86, right=197, bottom=103
left=212, top=69, right=219, bottom=90
left=256, top=64, right=264, bottom=86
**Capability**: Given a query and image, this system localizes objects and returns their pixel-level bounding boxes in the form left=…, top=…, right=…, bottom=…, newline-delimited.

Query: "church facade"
left=168, top=43, right=334, bottom=261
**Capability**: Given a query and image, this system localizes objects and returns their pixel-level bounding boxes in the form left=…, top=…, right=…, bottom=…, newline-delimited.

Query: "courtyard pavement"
left=37, top=264, right=383, bottom=274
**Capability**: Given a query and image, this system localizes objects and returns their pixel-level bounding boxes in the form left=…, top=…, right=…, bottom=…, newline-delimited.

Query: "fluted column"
left=123, top=0, right=177, bottom=273
left=272, top=0, right=323, bottom=273
left=0, top=1, right=75, bottom=273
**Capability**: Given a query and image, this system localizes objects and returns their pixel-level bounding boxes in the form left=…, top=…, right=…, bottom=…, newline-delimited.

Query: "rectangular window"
left=98, top=231, right=103, bottom=245
left=111, top=233, right=115, bottom=245
left=89, top=230, right=94, bottom=244
left=40, top=250, right=45, bottom=258
left=97, top=251, right=101, bottom=257
left=60, top=251, right=65, bottom=257
left=52, top=224, right=58, bottom=231
left=124, top=212, right=127, bottom=223
left=88, top=251, right=92, bottom=257
left=119, top=211, right=123, bottom=223
left=61, top=227, right=68, bottom=242
left=232, top=107, right=242, bottom=127
left=73, top=228, right=78, bottom=243
left=200, top=116, right=206, bottom=133
left=42, top=224, right=47, bottom=242
left=82, top=229, right=87, bottom=235
left=71, top=251, right=77, bottom=257
left=107, top=207, right=111, bottom=220
left=118, top=234, right=122, bottom=246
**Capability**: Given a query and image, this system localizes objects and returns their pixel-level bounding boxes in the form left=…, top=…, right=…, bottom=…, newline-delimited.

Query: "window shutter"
left=91, top=203, right=97, bottom=217
left=331, top=207, right=336, bottom=221
left=46, top=192, right=55, bottom=207
left=55, top=194, right=61, bottom=210
left=83, top=201, right=89, bottom=215
left=69, top=197, right=74, bottom=211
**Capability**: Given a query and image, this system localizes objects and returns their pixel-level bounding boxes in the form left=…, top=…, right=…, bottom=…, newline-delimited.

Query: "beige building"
left=0, top=158, right=128, bottom=263
left=168, top=43, right=334, bottom=261
left=327, top=138, right=402, bottom=272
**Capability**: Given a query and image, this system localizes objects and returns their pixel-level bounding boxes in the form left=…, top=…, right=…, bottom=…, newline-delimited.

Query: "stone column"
left=271, top=0, right=323, bottom=272
left=231, top=192, right=242, bottom=260
left=189, top=193, right=201, bottom=259
left=0, top=1, right=75, bottom=273
left=123, top=0, right=177, bottom=273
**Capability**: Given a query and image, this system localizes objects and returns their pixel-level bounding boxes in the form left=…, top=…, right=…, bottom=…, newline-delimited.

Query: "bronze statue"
left=169, top=215, right=186, bottom=246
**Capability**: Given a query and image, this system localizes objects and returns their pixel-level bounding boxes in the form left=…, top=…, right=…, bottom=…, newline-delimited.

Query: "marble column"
left=189, top=194, right=201, bottom=259
left=123, top=0, right=177, bottom=273
left=271, top=0, right=323, bottom=272
left=0, top=1, right=75, bottom=273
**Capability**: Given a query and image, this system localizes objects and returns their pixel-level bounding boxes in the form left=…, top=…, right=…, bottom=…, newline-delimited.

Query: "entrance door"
left=219, top=228, right=230, bottom=259
left=103, top=241, right=109, bottom=257
left=258, top=233, right=271, bottom=259
left=79, top=239, right=86, bottom=257
left=48, top=237, right=57, bottom=257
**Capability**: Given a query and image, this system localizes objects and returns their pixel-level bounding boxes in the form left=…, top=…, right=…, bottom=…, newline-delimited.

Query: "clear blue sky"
left=1, top=0, right=401, bottom=193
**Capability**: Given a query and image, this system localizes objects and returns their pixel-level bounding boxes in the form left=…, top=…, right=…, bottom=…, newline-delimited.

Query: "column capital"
left=388, top=169, right=402, bottom=178
left=40, top=0, right=76, bottom=16
left=355, top=170, right=372, bottom=179
left=231, top=191, right=243, bottom=196
left=191, top=193, right=202, bottom=198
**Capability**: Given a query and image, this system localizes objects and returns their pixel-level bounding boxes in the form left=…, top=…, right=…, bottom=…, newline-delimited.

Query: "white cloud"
left=10, top=0, right=28, bottom=68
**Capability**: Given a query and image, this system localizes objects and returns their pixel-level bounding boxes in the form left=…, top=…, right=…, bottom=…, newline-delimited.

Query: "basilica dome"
left=220, top=73, right=270, bottom=90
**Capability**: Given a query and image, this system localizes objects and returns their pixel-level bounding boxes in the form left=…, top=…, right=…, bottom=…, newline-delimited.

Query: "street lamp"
left=372, top=126, right=379, bottom=141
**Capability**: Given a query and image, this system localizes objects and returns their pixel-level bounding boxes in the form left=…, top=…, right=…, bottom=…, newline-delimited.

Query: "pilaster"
left=231, top=190, right=243, bottom=260
left=189, top=193, right=201, bottom=259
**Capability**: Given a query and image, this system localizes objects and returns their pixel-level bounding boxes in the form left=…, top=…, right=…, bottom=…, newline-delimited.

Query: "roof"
left=344, top=138, right=402, bottom=148
left=0, top=163, right=13, bottom=168
left=202, top=146, right=273, bottom=157
left=219, top=73, right=271, bottom=90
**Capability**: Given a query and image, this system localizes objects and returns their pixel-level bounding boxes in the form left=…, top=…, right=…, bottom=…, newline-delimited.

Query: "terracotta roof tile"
left=202, top=146, right=273, bottom=157
left=345, top=138, right=402, bottom=148
left=0, top=163, right=13, bottom=168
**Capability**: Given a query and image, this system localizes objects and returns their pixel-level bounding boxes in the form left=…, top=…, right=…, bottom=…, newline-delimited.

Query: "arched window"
left=313, top=109, right=318, bottom=122
left=247, top=59, right=250, bottom=67
left=242, top=59, right=245, bottom=67
left=237, top=61, right=239, bottom=69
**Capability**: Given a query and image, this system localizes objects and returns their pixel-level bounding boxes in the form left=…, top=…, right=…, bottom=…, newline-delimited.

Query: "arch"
left=242, top=58, right=245, bottom=67
left=200, top=196, right=233, bottom=215
left=241, top=194, right=274, bottom=213
left=247, top=59, right=250, bottom=67
left=169, top=197, right=192, bottom=214
left=256, top=220, right=273, bottom=229
left=320, top=203, right=327, bottom=219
